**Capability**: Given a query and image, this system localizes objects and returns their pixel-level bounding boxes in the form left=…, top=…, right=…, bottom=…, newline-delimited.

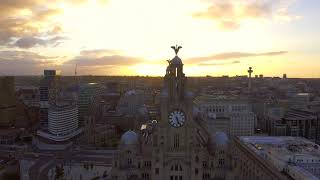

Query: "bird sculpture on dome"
left=171, top=45, right=182, bottom=55
left=166, top=59, right=173, bottom=75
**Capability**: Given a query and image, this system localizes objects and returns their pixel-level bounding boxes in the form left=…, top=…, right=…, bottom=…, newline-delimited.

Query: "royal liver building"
left=111, top=46, right=235, bottom=180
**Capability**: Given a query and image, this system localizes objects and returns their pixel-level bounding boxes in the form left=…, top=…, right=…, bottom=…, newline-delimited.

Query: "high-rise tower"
left=247, top=67, right=253, bottom=92
left=39, top=70, right=56, bottom=129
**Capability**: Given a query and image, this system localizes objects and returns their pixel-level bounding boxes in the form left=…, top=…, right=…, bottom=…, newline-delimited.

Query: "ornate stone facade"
left=111, top=46, right=235, bottom=180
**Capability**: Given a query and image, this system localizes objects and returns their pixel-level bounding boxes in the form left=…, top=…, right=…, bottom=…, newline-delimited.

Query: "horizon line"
left=1, top=75, right=320, bottom=79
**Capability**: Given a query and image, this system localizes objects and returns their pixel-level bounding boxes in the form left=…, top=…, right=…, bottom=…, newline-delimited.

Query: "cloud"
left=33, top=8, right=63, bottom=21
left=80, top=49, right=120, bottom=57
left=0, top=0, right=101, bottom=46
left=194, top=0, right=299, bottom=30
left=0, top=18, right=39, bottom=44
left=48, top=25, right=64, bottom=35
left=186, top=51, right=288, bottom=64
left=12, top=36, right=68, bottom=48
left=65, top=49, right=144, bottom=66
left=0, top=50, right=58, bottom=75
left=0, top=49, right=141, bottom=75
left=0, top=5, right=60, bottom=36
left=69, top=56, right=144, bottom=66
left=198, top=60, right=240, bottom=66
left=0, top=9, right=62, bottom=45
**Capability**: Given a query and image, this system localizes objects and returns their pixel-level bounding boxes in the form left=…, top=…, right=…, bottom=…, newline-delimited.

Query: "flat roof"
left=239, top=136, right=320, bottom=179
left=194, top=95, right=248, bottom=104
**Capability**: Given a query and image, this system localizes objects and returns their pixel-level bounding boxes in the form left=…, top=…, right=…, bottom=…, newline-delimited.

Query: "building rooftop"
left=283, top=109, right=316, bottom=120
left=213, top=131, right=229, bottom=146
left=49, top=101, right=77, bottom=111
left=194, top=95, right=248, bottom=104
left=120, top=130, right=139, bottom=145
left=239, top=136, right=320, bottom=180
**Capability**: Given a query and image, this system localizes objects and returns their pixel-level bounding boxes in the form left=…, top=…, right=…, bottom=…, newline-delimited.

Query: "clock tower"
left=152, top=45, right=196, bottom=180
left=112, top=46, right=234, bottom=180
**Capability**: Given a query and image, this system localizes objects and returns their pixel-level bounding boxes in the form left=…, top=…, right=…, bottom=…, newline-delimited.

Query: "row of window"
left=170, top=164, right=183, bottom=171
left=195, top=156, right=223, bottom=168
left=137, top=161, right=152, bottom=168
left=170, top=176, right=182, bottom=180
left=203, top=105, right=247, bottom=113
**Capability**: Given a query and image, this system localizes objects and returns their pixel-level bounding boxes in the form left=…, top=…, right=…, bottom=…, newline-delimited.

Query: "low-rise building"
left=232, top=136, right=320, bottom=180
left=194, top=95, right=256, bottom=137
left=267, top=108, right=319, bottom=143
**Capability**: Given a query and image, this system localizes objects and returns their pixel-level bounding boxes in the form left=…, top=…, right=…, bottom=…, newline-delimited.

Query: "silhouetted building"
left=283, top=74, right=287, bottom=79
left=0, top=76, right=16, bottom=127
left=247, top=67, right=253, bottom=92
left=78, top=83, right=103, bottom=127
left=37, top=73, right=83, bottom=143
left=117, top=89, right=145, bottom=117
left=39, top=70, right=57, bottom=129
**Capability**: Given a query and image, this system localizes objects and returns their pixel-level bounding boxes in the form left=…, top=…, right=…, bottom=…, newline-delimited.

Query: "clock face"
left=168, top=110, right=185, bottom=128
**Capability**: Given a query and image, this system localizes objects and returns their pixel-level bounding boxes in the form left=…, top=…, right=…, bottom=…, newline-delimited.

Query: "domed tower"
left=164, top=45, right=186, bottom=102
left=208, top=132, right=231, bottom=179
left=208, top=131, right=229, bottom=153
left=118, top=130, right=140, bottom=169
left=120, top=130, right=139, bottom=146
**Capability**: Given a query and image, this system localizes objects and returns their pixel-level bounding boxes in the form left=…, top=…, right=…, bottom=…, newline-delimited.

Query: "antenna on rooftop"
left=75, top=63, right=78, bottom=77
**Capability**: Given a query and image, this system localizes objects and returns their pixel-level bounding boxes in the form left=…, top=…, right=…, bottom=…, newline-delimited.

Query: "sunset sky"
left=0, top=0, right=319, bottom=77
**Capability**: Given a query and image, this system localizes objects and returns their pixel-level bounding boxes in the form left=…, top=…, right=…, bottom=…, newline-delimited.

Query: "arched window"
left=169, top=163, right=183, bottom=180
left=171, top=164, right=183, bottom=171
left=195, top=168, right=198, bottom=175
left=174, top=134, right=180, bottom=148
left=142, top=173, right=149, bottom=179
left=218, top=159, right=224, bottom=166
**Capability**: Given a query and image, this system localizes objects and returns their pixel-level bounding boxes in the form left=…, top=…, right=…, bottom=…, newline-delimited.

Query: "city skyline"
left=0, top=0, right=320, bottom=77
left=1, top=25, right=320, bottom=179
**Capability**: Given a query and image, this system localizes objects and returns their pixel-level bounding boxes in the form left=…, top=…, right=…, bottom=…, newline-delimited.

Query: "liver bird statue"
left=171, top=45, right=182, bottom=55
